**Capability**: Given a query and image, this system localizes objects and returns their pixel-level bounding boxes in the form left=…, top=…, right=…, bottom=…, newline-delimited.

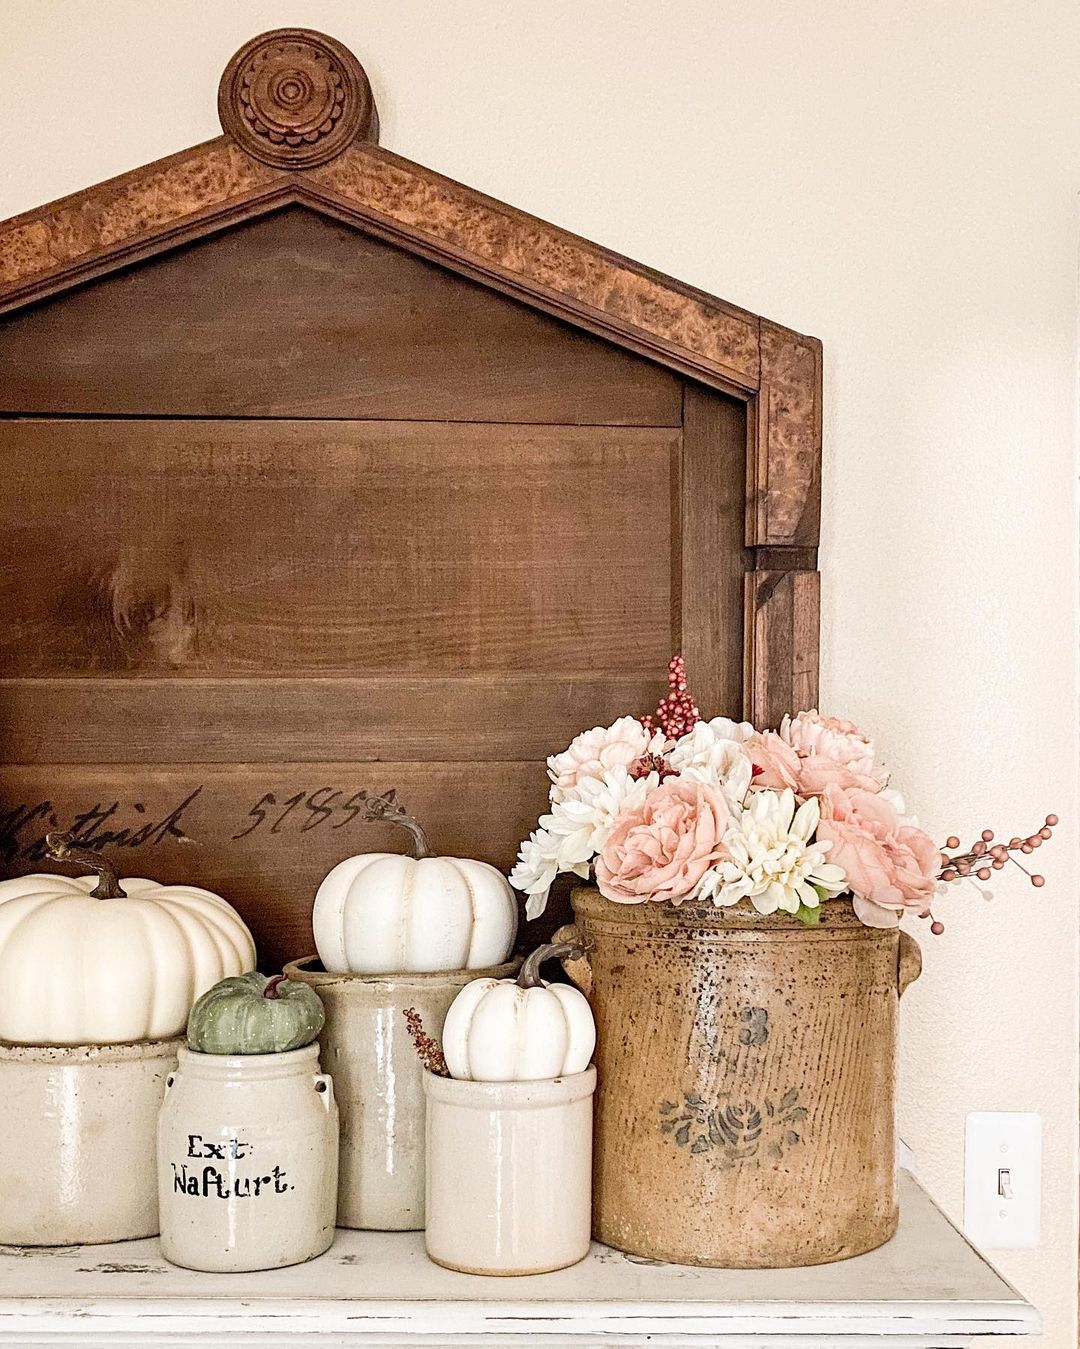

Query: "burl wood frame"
left=0, top=28, right=821, bottom=726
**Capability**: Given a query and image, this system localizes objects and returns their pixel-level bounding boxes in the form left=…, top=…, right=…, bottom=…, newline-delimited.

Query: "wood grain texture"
left=0, top=139, right=286, bottom=308
left=0, top=209, right=681, bottom=423
left=0, top=419, right=676, bottom=676
left=0, top=764, right=548, bottom=971
left=0, top=28, right=823, bottom=960
left=304, top=144, right=762, bottom=393
left=744, top=569, right=821, bottom=725
left=0, top=676, right=666, bottom=764
left=677, top=384, right=750, bottom=717
left=747, top=321, right=822, bottom=548
left=0, top=23, right=822, bottom=557
left=563, top=885, right=919, bottom=1267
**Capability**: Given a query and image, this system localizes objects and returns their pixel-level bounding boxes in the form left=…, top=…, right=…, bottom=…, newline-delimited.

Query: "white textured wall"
left=2, top=2, right=1078, bottom=1342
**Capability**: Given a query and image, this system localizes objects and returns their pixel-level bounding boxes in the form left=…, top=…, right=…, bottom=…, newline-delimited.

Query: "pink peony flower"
left=547, top=717, right=659, bottom=802
left=779, top=710, right=888, bottom=795
left=595, top=779, right=730, bottom=905
left=745, top=730, right=802, bottom=792
left=816, top=785, right=941, bottom=927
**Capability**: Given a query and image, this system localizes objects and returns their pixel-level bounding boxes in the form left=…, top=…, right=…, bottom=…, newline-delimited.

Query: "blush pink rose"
left=779, top=710, right=888, bottom=795
left=816, top=785, right=942, bottom=927
left=595, top=779, right=729, bottom=905
left=745, top=730, right=802, bottom=791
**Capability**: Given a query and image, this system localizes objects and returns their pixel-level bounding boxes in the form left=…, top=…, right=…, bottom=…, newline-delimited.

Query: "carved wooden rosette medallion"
left=218, top=28, right=379, bottom=167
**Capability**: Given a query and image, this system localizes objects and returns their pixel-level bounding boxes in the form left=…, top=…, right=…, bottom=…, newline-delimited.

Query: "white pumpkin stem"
left=517, top=941, right=584, bottom=990
left=44, top=831, right=127, bottom=899
left=359, top=796, right=432, bottom=859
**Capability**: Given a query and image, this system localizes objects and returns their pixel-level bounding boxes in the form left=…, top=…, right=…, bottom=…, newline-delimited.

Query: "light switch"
left=964, top=1112, right=1041, bottom=1249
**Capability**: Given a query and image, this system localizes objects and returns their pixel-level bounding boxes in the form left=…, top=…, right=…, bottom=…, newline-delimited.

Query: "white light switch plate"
left=964, top=1111, right=1041, bottom=1249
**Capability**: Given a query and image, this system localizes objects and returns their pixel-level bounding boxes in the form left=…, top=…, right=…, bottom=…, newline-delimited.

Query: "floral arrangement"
left=511, top=656, right=1056, bottom=932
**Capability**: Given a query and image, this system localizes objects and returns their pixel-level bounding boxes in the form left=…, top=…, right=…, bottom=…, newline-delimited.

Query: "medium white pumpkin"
left=312, top=804, right=517, bottom=975
left=0, top=834, right=256, bottom=1046
left=442, top=942, right=595, bottom=1082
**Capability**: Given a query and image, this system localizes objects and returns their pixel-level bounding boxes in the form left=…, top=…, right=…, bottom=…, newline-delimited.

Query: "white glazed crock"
left=157, top=1043, right=338, bottom=1272
left=285, top=956, right=518, bottom=1230
left=423, top=1065, right=596, bottom=1275
left=0, top=1036, right=180, bottom=1245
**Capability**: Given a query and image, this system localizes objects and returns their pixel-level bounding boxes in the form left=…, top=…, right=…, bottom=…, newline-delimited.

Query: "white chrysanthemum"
left=510, top=767, right=660, bottom=919
left=546, top=717, right=666, bottom=803
left=668, top=719, right=754, bottom=806
left=697, top=788, right=847, bottom=916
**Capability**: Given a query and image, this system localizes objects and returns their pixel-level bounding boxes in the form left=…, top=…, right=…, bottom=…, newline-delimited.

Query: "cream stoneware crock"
left=0, top=1036, right=180, bottom=1245
left=157, top=1043, right=338, bottom=1272
left=423, top=1066, right=596, bottom=1275
left=285, top=956, right=518, bottom=1230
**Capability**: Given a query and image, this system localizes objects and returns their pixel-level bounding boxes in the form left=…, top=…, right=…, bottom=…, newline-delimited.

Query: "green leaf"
left=794, top=902, right=821, bottom=926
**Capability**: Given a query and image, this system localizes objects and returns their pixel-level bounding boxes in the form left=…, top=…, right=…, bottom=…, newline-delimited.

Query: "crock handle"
left=898, top=930, right=922, bottom=998
left=551, top=923, right=592, bottom=998
left=314, top=1074, right=335, bottom=1112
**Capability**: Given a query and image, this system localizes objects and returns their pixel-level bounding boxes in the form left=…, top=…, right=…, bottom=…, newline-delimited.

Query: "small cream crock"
left=423, top=1066, right=596, bottom=1275
left=157, top=1043, right=338, bottom=1272
left=0, top=1036, right=180, bottom=1245
left=285, top=956, right=518, bottom=1230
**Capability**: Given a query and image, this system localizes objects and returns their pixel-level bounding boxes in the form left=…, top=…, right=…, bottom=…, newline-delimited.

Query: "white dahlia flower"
left=511, top=766, right=660, bottom=919
left=698, top=788, right=847, bottom=916
left=668, top=718, right=754, bottom=806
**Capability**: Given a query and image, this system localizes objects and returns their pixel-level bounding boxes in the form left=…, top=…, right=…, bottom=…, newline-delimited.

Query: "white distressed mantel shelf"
left=0, top=1175, right=1036, bottom=1348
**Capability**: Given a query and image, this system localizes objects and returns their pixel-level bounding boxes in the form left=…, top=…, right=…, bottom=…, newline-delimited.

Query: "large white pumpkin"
left=442, top=942, right=595, bottom=1082
left=0, top=834, right=256, bottom=1046
left=312, top=805, right=517, bottom=975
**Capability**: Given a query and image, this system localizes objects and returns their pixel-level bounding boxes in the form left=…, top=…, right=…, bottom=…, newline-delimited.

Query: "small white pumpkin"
left=312, top=801, right=517, bottom=975
left=442, top=942, right=595, bottom=1082
left=0, top=833, right=256, bottom=1046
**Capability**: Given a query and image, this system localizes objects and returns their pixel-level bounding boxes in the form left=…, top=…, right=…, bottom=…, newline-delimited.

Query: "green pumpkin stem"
left=263, top=974, right=288, bottom=1000
left=44, top=831, right=127, bottom=900
left=517, top=941, right=584, bottom=990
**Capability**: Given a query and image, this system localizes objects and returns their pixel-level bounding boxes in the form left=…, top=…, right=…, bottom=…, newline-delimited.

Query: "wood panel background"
left=0, top=30, right=821, bottom=969
left=0, top=208, right=749, bottom=966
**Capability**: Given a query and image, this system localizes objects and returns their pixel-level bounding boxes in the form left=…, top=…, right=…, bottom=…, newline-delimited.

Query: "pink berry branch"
left=916, top=816, right=1059, bottom=936
left=641, top=654, right=701, bottom=739
left=938, top=816, right=1058, bottom=888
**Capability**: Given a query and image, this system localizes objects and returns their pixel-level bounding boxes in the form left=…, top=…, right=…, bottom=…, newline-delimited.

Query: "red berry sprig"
left=403, top=1007, right=450, bottom=1077
left=642, top=654, right=701, bottom=740
left=926, top=814, right=1059, bottom=935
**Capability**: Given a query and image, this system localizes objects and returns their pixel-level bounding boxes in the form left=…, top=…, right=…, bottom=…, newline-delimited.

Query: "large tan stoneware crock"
left=555, top=885, right=921, bottom=1268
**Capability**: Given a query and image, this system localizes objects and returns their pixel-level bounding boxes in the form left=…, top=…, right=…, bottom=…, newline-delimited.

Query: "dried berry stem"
left=404, top=1007, right=450, bottom=1077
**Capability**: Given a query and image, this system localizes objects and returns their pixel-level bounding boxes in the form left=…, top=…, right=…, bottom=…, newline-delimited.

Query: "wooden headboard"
left=0, top=29, right=822, bottom=967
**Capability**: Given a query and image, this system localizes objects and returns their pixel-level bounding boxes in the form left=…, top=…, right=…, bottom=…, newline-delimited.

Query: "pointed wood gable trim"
left=0, top=27, right=821, bottom=722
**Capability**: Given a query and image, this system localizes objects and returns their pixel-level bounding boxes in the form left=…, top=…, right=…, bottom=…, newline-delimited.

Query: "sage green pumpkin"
left=186, top=973, right=326, bottom=1055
